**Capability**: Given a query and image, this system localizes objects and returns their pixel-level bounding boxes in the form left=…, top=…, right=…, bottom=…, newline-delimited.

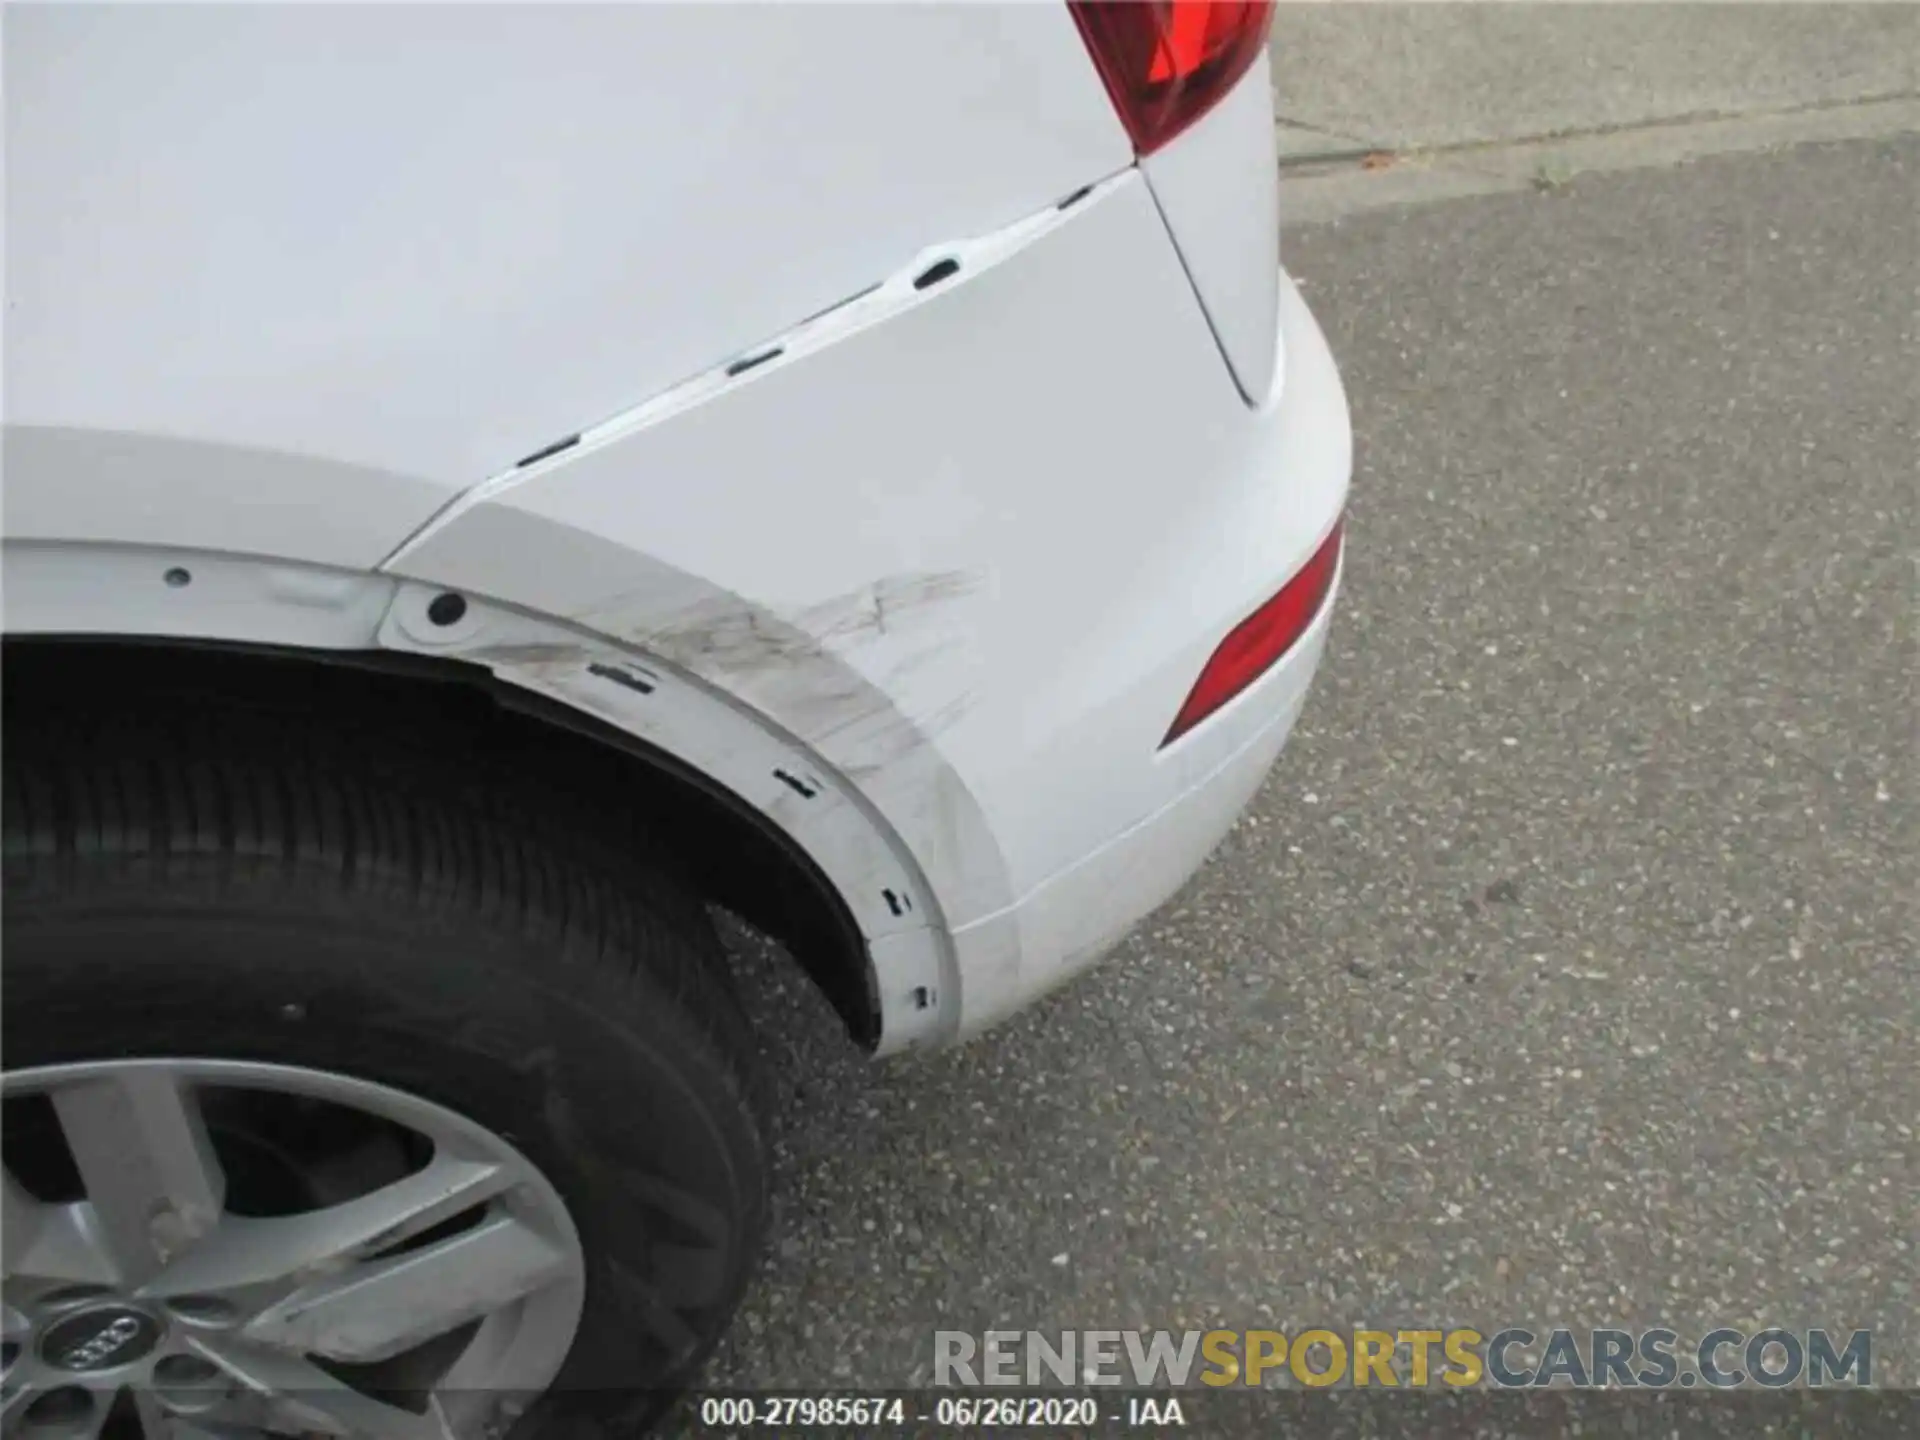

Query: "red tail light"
left=1070, top=1, right=1276, bottom=155
left=1163, top=519, right=1342, bottom=745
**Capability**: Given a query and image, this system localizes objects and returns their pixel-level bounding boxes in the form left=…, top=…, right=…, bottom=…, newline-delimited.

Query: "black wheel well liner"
left=1, top=635, right=881, bottom=1048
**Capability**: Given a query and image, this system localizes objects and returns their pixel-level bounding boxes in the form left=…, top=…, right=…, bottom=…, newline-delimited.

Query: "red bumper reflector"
left=1162, top=518, right=1343, bottom=746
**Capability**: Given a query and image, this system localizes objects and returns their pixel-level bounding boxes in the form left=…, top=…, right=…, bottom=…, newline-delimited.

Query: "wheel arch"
left=2, top=541, right=964, bottom=1054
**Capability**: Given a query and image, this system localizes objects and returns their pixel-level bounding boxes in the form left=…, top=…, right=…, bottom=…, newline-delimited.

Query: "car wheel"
left=2, top=686, right=768, bottom=1437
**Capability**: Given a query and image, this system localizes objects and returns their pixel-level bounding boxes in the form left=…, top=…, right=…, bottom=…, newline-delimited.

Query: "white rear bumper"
left=951, top=584, right=1335, bottom=1035
left=944, top=273, right=1350, bottom=1036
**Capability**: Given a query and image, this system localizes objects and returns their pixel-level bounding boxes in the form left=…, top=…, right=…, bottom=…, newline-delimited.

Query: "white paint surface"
left=1144, top=57, right=1283, bottom=401
left=7, top=5, right=1126, bottom=488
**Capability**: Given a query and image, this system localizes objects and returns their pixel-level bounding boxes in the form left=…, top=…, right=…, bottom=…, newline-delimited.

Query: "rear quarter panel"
left=5, top=4, right=1129, bottom=503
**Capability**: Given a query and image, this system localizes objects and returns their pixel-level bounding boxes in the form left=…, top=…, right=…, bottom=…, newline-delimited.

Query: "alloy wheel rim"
left=2, top=1059, right=586, bottom=1439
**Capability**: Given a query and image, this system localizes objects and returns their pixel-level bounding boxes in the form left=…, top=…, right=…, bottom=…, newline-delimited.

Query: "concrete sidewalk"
left=1268, top=4, right=1919, bottom=221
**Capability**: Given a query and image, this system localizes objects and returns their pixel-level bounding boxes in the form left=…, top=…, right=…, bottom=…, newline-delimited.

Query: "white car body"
left=4, top=4, right=1350, bottom=1053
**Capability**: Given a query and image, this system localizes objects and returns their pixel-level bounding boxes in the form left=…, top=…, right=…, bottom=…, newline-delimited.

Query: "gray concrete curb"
left=1280, top=95, right=1920, bottom=227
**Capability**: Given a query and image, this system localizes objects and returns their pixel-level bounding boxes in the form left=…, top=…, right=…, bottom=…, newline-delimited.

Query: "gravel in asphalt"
left=684, top=136, right=1917, bottom=1423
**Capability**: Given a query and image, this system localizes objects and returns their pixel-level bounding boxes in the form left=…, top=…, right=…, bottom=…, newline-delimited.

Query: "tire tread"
left=3, top=696, right=761, bottom=1120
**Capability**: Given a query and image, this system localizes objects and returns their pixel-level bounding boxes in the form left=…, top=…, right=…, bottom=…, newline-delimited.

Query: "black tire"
left=1, top=665, right=768, bottom=1436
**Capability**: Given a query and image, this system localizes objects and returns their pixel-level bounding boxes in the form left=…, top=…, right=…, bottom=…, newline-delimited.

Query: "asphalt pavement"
left=685, top=135, right=1917, bottom=1422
